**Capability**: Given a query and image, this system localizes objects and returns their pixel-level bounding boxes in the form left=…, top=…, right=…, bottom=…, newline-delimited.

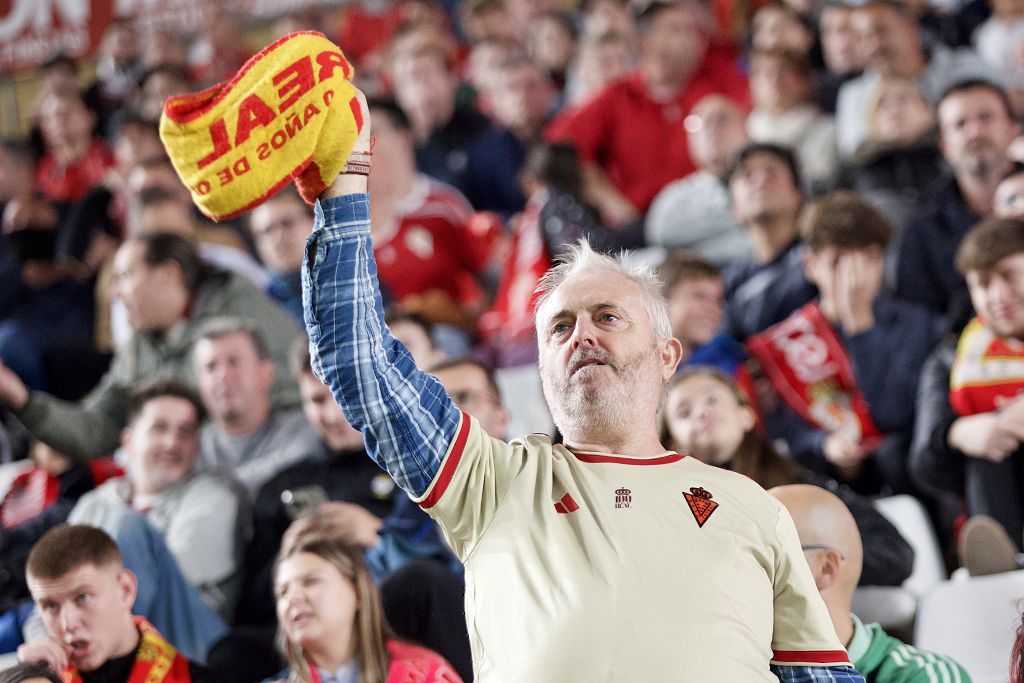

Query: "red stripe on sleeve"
left=771, top=650, right=851, bottom=664
left=418, top=411, right=472, bottom=509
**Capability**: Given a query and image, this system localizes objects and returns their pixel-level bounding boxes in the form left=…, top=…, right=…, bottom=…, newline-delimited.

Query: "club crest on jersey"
left=683, top=486, right=718, bottom=528
left=615, top=487, right=631, bottom=509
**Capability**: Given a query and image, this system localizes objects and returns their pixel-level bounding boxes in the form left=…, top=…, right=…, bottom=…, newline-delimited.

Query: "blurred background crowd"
left=0, top=0, right=1023, bottom=677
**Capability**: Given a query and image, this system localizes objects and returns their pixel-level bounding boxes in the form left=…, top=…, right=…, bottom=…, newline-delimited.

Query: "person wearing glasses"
left=770, top=485, right=971, bottom=682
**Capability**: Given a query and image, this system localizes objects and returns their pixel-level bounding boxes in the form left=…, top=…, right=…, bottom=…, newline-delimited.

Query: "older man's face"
left=536, top=269, right=676, bottom=437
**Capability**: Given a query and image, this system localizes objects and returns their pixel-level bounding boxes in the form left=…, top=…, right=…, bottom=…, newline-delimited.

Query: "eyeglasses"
left=450, top=389, right=501, bottom=410
left=801, top=544, right=846, bottom=561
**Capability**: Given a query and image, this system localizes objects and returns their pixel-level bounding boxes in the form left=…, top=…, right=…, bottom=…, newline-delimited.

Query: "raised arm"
left=303, top=96, right=462, bottom=497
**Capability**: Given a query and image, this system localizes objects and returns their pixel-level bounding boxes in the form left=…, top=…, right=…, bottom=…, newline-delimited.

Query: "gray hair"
left=535, top=240, right=673, bottom=341
left=195, top=316, right=272, bottom=360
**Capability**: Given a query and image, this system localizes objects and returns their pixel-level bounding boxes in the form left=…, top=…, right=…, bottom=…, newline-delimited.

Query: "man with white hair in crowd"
left=300, top=92, right=863, bottom=681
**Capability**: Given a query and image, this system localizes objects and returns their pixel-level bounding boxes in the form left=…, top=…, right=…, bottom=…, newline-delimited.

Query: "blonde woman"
left=272, top=535, right=460, bottom=683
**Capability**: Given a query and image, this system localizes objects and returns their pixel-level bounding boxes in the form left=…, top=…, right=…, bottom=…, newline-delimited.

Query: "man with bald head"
left=771, top=485, right=970, bottom=682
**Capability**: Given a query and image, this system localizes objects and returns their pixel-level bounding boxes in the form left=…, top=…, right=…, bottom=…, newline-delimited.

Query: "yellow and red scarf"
left=160, top=31, right=362, bottom=221
left=61, top=617, right=191, bottom=683
left=950, top=317, right=1024, bottom=416
left=746, top=302, right=883, bottom=449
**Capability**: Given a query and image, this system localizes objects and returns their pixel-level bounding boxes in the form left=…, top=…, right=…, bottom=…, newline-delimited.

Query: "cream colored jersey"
left=415, top=413, right=851, bottom=682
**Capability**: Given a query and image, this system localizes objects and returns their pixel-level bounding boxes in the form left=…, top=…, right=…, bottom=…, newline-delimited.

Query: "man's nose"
left=569, top=319, right=598, bottom=349
left=61, top=606, right=82, bottom=635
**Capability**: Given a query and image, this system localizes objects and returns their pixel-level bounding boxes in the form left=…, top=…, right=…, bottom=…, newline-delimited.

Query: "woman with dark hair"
left=660, top=366, right=915, bottom=587
left=271, top=534, right=460, bottom=683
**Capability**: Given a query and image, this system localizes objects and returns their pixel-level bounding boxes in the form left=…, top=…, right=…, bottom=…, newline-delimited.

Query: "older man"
left=0, top=233, right=302, bottom=460
left=193, top=318, right=320, bottom=496
left=302, top=94, right=862, bottom=681
left=770, top=485, right=970, bottom=681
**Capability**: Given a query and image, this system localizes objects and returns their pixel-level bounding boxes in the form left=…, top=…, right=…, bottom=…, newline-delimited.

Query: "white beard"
left=542, top=344, right=663, bottom=445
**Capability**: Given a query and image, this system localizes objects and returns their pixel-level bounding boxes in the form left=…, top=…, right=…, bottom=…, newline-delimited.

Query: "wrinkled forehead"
left=535, top=268, right=648, bottom=329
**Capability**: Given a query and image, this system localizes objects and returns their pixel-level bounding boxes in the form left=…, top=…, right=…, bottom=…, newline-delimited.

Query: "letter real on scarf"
left=159, top=31, right=362, bottom=221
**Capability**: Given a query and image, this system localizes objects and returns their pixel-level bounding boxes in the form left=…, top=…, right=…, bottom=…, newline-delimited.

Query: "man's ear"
left=815, top=548, right=844, bottom=592
left=661, top=337, right=684, bottom=380
left=117, top=568, right=138, bottom=608
left=120, top=426, right=133, bottom=452
left=801, top=248, right=816, bottom=281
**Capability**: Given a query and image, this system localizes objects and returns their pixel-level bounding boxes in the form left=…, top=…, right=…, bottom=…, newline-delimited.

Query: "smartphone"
left=280, top=485, right=328, bottom=520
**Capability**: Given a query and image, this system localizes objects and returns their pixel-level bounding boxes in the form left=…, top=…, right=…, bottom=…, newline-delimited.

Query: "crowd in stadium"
left=1, top=0, right=1024, bottom=678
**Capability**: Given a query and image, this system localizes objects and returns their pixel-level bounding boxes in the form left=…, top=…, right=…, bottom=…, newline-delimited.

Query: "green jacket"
left=850, top=614, right=972, bottom=683
left=15, top=270, right=302, bottom=459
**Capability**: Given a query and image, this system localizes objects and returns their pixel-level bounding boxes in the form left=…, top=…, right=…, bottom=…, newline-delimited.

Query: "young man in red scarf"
left=15, top=525, right=222, bottom=683
left=944, top=218, right=1024, bottom=552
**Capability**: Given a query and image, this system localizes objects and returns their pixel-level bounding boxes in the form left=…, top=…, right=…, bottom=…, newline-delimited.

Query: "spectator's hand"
left=17, top=635, right=70, bottom=671
left=281, top=501, right=383, bottom=551
left=322, top=88, right=371, bottom=201
left=0, top=361, right=30, bottom=410
left=310, top=501, right=383, bottom=549
left=823, top=432, right=865, bottom=469
left=996, top=394, right=1024, bottom=442
left=834, top=250, right=881, bottom=335
left=948, top=413, right=1020, bottom=462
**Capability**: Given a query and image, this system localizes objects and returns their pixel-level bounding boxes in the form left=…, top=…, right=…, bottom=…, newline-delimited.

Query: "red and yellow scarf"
left=61, top=617, right=191, bottom=683
left=950, top=317, right=1024, bottom=416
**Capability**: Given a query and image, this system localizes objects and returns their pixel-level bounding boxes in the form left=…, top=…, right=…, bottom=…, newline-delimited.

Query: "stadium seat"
left=851, top=495, right=948, bottom=638
left=915, top=569, right=1024, bottom=682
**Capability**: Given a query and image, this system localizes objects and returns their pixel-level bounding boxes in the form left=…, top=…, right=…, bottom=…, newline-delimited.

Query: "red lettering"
left=217, top=167, right=233, bottom=186
left=302, top=103, right=320, bottom=125
left=271, top=130, right=288, bottom=149
left=273, top=56, right=315, bottom=113
left=234, top=95, right=277, bottom=147
left=285, top=115, right=303, bottom=138
left=193, top=180, right=211, bottom=196
left=316, top=51, right=350, bottom=82
left=198, top=118, right=230, bottom=169
left=257, top=143, right=272, bottom=160
left=233, top=157, right=251, bottom=175
left=322, top=90, right=334, bottom=107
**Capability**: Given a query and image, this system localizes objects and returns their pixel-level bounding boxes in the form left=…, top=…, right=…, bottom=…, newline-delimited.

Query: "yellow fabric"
left=159, top=31, right=361, bottom=221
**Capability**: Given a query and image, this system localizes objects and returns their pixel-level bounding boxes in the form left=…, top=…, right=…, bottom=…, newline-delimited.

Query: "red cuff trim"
left=574, top=452, right=684, bottom=466
left=771, top=650, right=851, bottom=664
left=419, top=411, right=471, bottom=509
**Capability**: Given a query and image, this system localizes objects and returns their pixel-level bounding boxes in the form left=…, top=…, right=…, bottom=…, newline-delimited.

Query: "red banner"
left=0, top=0, right=113, bottom=74
left=0, top=0, right=337, bottom=74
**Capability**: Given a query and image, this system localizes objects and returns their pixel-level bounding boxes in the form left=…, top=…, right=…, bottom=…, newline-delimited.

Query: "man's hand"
left=996, top=394, right=1024, bottom=442
left=322, top=89, right=371, bottom=200
left=823, top=432, right=868, bottom=481
left=948, top=412, right=1021, bottom=462
left=823, top=433, right=866, bottom=469
left=834, top=250, right=882, bottom=335
left=282, top=501, right=383, bottom=551
left=17, top=635, right=70, bottom=672
left=0, top=362, right=30, bottom=410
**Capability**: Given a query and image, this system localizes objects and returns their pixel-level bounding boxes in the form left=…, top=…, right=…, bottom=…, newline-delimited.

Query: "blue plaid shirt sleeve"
left=302, top=194, right=461, bottom=497
left=771, top=665, right=865, bottom=682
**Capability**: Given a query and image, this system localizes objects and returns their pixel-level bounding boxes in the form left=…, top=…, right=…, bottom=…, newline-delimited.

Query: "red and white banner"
left=0, top=0, right=337, bottom=74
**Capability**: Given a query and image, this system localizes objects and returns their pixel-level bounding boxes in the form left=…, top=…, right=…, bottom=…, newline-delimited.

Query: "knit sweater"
left=848, top=614, right=971, bottom=682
